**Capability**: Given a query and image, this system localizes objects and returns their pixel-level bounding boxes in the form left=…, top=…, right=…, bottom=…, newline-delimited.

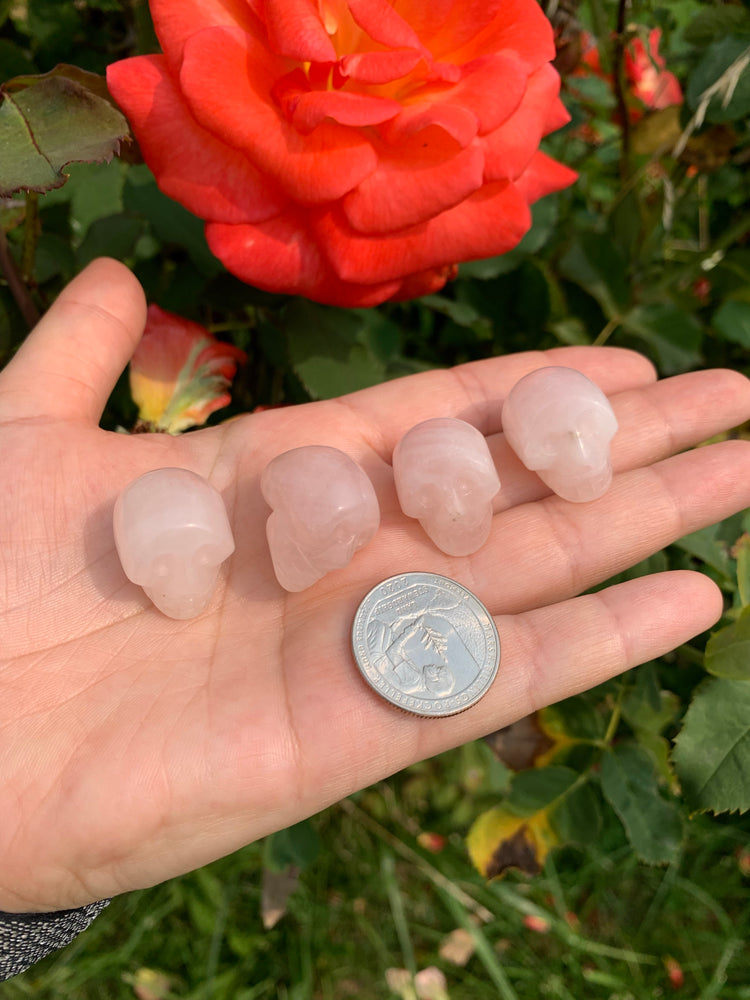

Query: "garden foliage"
left=1, top=0, right=749, bottom=893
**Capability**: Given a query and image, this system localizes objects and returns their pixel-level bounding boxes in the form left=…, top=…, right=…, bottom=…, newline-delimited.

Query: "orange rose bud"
left=130, top=305, right=246, bottom=434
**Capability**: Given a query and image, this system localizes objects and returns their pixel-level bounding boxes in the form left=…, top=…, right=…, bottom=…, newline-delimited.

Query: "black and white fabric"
left=0, top=901, right=109, bottom=981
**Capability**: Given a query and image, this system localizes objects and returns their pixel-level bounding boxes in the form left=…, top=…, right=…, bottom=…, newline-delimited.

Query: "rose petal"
left=384, top=100, right=478, bottom=147
left=432, top=0, right=555, bottom=71
left=149, top=0, right=260, bottom=69
left=422, top=52, right=528, bottom=135
left=179, top=26, right=377, bottom=203
left=107, top=56, right=283, bottom=225
left=347, top=0, right=427, bottom=54
left=314, top=180, right=532, bottom=284
left=343, top=133, right=485, bottom=232
left=292, top=90, right=402, bottom=131
left=339, top=49, right=424, bottom=85
left=206, top=215, right=402, bottom=306
left=513, top=150, right=578, bottom=204
left=482, top=64, right=569, bottom=182
left=261, top=0, right=337, bottom=61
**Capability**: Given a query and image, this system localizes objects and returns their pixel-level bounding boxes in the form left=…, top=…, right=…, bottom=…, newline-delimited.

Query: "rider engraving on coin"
left=352, top=573, right=500, bottom=717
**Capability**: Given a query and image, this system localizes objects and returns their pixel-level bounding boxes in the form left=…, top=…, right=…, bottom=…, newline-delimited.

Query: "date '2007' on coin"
left=351, top=572, right=500, bottom=718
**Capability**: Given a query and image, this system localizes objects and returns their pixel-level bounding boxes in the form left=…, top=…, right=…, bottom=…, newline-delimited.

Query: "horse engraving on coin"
left=352, top=573, right=500, bottom=717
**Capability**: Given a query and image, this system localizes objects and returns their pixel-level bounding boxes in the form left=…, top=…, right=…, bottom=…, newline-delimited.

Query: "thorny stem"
left=0, top=226, right=40, bottom=330
left=612, top=0, right=632, bottom=181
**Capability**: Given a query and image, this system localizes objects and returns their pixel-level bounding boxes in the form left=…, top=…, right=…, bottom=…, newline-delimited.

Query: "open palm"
left=1, top=259, right=749, bottom=913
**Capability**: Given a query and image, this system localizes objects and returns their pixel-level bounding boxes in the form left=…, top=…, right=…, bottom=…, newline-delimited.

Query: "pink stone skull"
left=502, top=367, right=619, bottom=502
left=261, top=445, right=380, bottom=592
left=113, top=467, right=235, bottom=619
left=393, top=417, right=500, bottom=556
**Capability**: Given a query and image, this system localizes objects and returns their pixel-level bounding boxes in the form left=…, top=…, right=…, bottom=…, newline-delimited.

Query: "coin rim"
left=351, top=571, right=500, bottom=718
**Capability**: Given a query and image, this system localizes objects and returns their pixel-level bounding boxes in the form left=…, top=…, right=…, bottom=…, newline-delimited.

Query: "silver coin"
left=351, top=572, right=500, bottom=718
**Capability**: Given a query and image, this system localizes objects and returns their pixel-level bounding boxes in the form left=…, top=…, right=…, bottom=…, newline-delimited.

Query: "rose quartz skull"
left=261, top=446, right=380, bottom=592
left=113, top=468, right=235, bottom=619
left=393, top=418, right=500, bottom=556
left=502, top=367, right=618, bottom=502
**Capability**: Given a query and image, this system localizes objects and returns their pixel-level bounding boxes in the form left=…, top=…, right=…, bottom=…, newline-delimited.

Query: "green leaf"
left=673, top=677, right=750, bottom=814
left=0, top=39, right=36, bottom=78
left=686, top=34, right=750, bottom=124
left=736, top=533, right=750, bottom=606
left=549, top=780, right=603, bottom=846
left=0, top=66, right=130, bottom=196
left=683, top=7, right=750, bottom=47
left=284, top=299, right=388, bottom=397
left=600, top=745, right=683, bottom=864
left=505, top=766, right=578, bottom=817
left=621, top=304, right=703, bottom=374
left=712, top=298, right=750, bottom=348
left=559, top=232, right=630, bottom=318
left=621, top=665, right=680, bottom=786
left=77, top=213, right=144, bottom=268
left=123, top=165, right=222, bottom=277
left=705, top=607, right=750, bottom=680
left=263, top=819, right=320, bottom=873
left=672, top=523, right=734, bottom=584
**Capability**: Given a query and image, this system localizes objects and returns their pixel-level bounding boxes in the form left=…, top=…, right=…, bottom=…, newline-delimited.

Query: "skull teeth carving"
left=113, top=468, right=235, bottom=619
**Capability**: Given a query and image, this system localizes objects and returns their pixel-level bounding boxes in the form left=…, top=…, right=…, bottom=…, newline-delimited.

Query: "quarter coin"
left=351, top=572, right=500, bottom=717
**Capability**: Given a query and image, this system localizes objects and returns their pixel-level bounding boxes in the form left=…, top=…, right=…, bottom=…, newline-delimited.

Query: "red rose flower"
left=107, top=0, right=576, bottom=307
left=625, top=28, right=683, bottom=111
left=578, top=27, right=682, bottom=119
left=130, top=305, right=246, bottom=433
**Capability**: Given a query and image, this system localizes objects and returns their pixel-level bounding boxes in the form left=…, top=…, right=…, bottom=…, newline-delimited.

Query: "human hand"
left=1, top=258, right=748, bottom=912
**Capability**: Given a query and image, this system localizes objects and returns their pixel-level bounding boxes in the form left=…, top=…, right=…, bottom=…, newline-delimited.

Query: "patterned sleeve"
left=0, top=901, right=110, bottom=981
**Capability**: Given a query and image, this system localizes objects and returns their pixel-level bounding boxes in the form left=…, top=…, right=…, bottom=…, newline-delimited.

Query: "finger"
left=290, top=570, right=721, bottom=814
left=491, top=367, right=750, bottom=510
left=247, top=345, right=657, bottom=461
left=354, top=437, right=750, bottom=615
left=425, top=569, right=723, bottom=755
left=468, top=438, right=750, bottom=613
left=0, top=258, right=147, bottom=424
